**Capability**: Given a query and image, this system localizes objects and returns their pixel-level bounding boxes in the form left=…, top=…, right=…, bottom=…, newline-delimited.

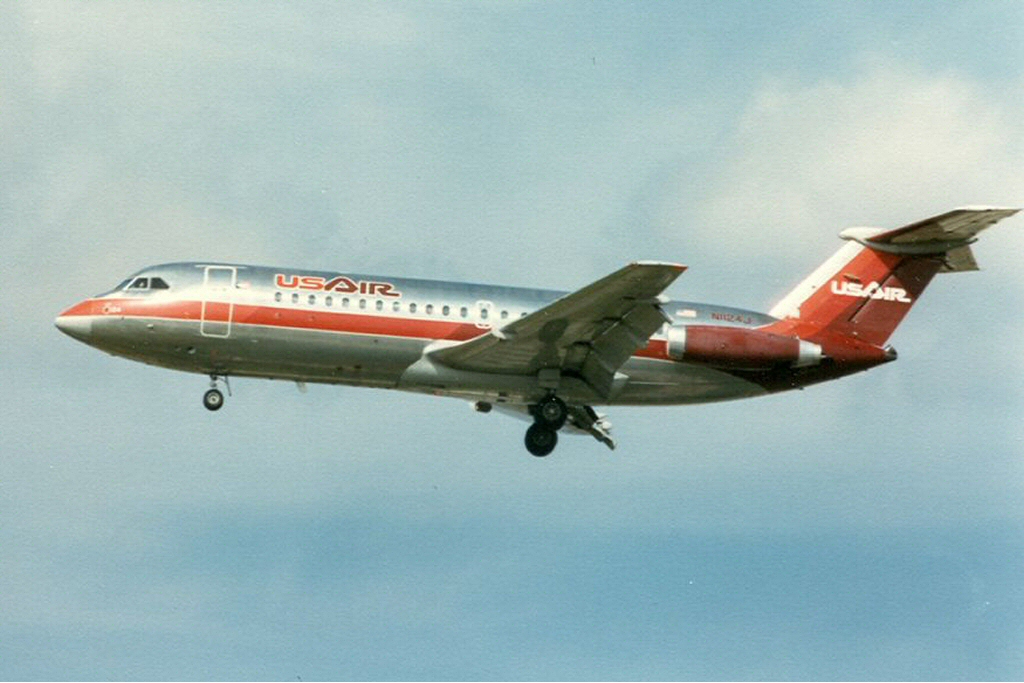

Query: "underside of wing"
left=429, top=261, right=685, bottom=398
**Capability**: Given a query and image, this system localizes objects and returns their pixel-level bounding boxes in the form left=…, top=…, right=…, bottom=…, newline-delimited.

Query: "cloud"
left=16, top=2, right=424, bottom=95
left=647, top=58, right=1024, bottom=307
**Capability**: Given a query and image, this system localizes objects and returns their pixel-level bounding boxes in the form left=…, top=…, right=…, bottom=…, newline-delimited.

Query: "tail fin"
left=768, top=207, right=1019, bottom=345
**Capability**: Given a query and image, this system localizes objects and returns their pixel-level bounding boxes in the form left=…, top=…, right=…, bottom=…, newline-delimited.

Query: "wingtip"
left=632, top=260, right=687, bottom=272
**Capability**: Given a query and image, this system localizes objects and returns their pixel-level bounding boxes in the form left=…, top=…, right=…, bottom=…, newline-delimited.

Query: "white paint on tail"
left=768, top=240, right=864, bottom=320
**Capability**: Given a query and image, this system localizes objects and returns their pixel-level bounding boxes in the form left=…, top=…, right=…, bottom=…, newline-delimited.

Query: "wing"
left=430, top=261, right=685, bottom=398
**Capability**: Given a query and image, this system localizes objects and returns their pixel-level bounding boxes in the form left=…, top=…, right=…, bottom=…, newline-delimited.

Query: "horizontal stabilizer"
left=839, top=206, right=1019, bottom=271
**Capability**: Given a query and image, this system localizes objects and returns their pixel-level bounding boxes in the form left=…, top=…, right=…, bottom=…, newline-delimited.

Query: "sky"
left=2, top=1, right=1023, bottom=680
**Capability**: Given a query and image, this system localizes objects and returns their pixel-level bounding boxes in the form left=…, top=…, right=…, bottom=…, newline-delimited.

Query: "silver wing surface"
left=430, top=261, right=685, bottom=399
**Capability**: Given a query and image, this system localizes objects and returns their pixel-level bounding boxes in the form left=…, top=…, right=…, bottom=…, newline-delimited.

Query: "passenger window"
left=393, top=301, right=401, bottom=312
left=376, top=300, right=384, bottom=311
left=308, top=294, right=316, bottom=305
left=274, top=292, right=282, bottom=303
left=359, top=299, right=366, bottom=310
left=460, top=307, right=468, bottom=318
left=500, top=310, right=508, bottom=320
left=480, top=308, right=489, bottom=320
left=292, top=293, right=299, bottom=304
left=325, top=296, right=333, bottom=307
left=342, top=297, right=349, bottom=308
left=425, top=304, right=434, bottom=315
left=442, top=305, right=450, bottom=316
left=150, top=277, right=170, bottom=290
left=409, top=303, right=417, bottom=314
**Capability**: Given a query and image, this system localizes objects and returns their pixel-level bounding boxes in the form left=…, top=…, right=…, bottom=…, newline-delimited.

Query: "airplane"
left=55, top=206, right=1018, bottom=456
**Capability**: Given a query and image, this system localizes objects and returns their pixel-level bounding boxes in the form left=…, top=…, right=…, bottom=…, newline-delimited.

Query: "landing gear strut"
left=203, top=374, right=230, bottom=411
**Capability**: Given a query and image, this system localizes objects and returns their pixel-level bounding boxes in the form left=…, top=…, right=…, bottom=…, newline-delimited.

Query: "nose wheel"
left=202, top=375, right=230, bottom=411
left=203, top=388, right=224, bottom=411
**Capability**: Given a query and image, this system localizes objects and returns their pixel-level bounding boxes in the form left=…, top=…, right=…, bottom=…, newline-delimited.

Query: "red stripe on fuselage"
left=59, top=297, right=674, bottom=360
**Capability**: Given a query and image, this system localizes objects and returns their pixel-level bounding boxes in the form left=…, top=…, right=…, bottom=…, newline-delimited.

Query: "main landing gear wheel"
left=203, top=388, right=224, bottom=411
left=535, top=395, right=568, bottom=430
left=525, top=423, right=558, bottom=457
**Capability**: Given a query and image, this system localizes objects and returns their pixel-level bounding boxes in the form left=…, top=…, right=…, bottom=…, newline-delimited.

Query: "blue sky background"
left=2, top=1, right=1023, bottom=680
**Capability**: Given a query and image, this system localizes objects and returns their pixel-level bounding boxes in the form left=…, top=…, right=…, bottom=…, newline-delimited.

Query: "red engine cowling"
left=666, top=325, right=822, bottom=369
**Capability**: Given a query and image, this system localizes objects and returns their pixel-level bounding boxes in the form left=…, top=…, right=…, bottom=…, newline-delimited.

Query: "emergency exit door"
left=200, top=266, right=236, bottom=338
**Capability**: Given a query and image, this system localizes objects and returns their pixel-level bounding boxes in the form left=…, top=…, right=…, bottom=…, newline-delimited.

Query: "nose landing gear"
left=203, top=375, right=230, bottom=411
left=203, top=388, right=224, bottom=411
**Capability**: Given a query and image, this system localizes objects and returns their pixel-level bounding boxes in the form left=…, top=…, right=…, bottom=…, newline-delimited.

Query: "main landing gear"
left=202, top=375, right=230, bottom=411
left=525, top=395, right=568, bottom=457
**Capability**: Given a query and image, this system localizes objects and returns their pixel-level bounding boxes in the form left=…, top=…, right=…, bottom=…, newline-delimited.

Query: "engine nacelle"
left=666, top=325, right=822, bottom=369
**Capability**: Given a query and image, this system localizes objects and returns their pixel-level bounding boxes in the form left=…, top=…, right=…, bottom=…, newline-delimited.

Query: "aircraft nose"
left=55, top=308, right=93, bottom=342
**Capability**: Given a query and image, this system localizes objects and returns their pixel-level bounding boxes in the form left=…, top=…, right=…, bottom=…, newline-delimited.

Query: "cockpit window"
left=98, top=275, right=160, bottom=298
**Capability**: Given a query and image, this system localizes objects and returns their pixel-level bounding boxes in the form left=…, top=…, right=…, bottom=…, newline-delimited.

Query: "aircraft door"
left=200, top=266, right=236, bottom=338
